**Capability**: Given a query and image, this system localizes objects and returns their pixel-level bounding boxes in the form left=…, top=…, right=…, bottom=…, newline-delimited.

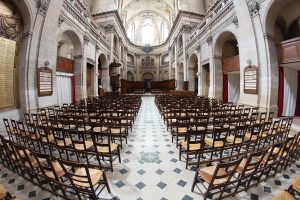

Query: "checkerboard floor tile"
left=1, top=96, right=300, bottom=200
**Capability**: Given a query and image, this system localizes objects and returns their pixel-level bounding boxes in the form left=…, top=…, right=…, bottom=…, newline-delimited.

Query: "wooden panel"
left=277, top=37, right=300, bottom=64
left=223, top=55, right=240, bottom=73
left=56, top=56, right=74, bottom=73
left=121, top=79, right=175, bottom=94
left=169, top=90, right=195, bottom=97
left=38, top=67, right=53, bottom=97
left=0, top=37, right=16, bottom=108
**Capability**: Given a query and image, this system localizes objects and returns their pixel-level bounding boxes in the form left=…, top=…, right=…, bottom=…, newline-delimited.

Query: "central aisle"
left=106, top=96, right=199, bottom=200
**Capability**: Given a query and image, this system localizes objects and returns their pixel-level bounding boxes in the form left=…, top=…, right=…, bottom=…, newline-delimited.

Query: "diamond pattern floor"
left=0, top=96, right=299, bottom=200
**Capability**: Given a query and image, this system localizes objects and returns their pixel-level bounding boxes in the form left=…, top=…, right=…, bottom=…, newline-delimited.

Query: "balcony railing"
left=277, top=37, right=300, bottom=64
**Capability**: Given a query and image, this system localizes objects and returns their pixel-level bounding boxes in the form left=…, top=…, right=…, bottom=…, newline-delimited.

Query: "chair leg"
left=103, top=172, right=111, bottom=193
left=191, top=171, right=198, bottom=192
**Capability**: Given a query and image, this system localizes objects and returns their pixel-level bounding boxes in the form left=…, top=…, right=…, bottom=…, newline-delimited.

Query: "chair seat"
left=226, top=136, right=243, bottom=144
left=57, top=138, right=72, bottom=146
left=172, top=127, right=188, bottom=133
left=268, top=147, right=287, bottom=157
left=272, top=191, right=295, bottom=200
left=45, top=162, right=71, bottom=178
left=64, top=124, right=76, bottom=130
left=111, top=128, right=126, bottom=134
left=207, top=125, right=214, bottom=130
left=191, top=126, right=205, bottom=131
left=42, top=134, right=55, bottom=142
left=121, top=119, right=132, bottom=124
left=205, top=138, right=224, bottom=147
left=198, top=166, right=228, bottom=185
left=181, top=141, right=201, bottom=151
left=74, top=141, right=94, bottom=150
left=244, top=133, right=257, bottom=141
left=73, top=168, right=103, bottom=187
left=97, top=143, right=119, bottom=153
left=93, top=126, right=108, bottom=133
left=11, top=149, right=31, bottom=160
left=0, top=184, right=7, bottom=199
left=77, top=126, right=92, bottom=131
left=292, top=176, right=300, bottom=193
left=236, top=158, right=255, bottom=175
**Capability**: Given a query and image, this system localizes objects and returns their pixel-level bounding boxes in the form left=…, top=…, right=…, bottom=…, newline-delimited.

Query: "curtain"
left=223, top=74, right=228, bottom=103
left=277, top=67, right=284, bottom=117
left=282, top=67, right=298, bottom=116
left=228, top=74, right=240, bottom=104
left=295, top=71, right=300, bottom=116
left=72, top=76, right=76, bottom=103
left=56, top=75, right=72, bottom=106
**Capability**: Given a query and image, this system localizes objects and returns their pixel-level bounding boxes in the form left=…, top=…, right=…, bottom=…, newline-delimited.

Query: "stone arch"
left=0, top=0, right=32, bottom=111
left=57, top=30, right=83, bottom=101
left=264, top=0, right=300, bottom=115
left=142, top=72, right=154, bottom=81
left=127, top=71, right=134, bottom=81
left=98, top=53, right=109, bottom=91
left=213, top=31, right=240, bottom=102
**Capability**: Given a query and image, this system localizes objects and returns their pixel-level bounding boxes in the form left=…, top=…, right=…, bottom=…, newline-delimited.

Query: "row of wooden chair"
left=0, top=136, right=110, bottom=200
left=191, top=133, right=300, bottom=199
left=3, top=119, right=121, bottom=172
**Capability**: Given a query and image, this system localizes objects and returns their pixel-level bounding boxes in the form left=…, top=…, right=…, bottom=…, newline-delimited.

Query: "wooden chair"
left=179, top=129, right=206, bottom=169
left=32, top=151, right=68, bottom=196
left=107, top=117, right=128, bottom=147
left=171, top=116, right=190, bottom=146
left=288, top=176, right=300, bottom=197
left=205, top=127, right=229, bottom=159
left=192, top=158, right=242, bottom=200
left=58, top=159, right=111, bottom=200
left=68, top=130, right=93, bottom=163
left=92, top=131, right=121, bottom=172
left=234, top=149, right=267, bottom=193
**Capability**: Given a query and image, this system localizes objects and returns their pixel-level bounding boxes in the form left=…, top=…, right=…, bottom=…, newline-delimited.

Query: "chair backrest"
left=57, top=159, right=97, bottom=190
left=32, top=151, right=61, bottom=181
left=239, top=149, right=268, bottom=177
left=210, top=158, right=242, bottom=185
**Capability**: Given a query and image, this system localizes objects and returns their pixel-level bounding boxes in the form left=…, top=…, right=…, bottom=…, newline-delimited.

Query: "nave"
left=0, top=97, right=300, bottom=200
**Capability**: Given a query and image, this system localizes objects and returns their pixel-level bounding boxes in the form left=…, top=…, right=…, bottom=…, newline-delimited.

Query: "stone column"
left=168, top=47, right=173, bottom=80
left=105, top=24, right=116, bottom=92
left=174, top=40, right=179, bottom=90
left=232, top=0, right=260, bottom=107
left=181, top=25, right=192, bottom=90
left=197, top=45, right=202, bottom=96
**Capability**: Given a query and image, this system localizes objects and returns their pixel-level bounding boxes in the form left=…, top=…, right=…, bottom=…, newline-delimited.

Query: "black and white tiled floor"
left=0, top=96, right=299, bottom=200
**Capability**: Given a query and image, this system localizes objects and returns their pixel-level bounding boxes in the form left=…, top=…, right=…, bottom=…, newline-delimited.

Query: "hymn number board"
left=244, top=65, right=258, bottom=94
left=38, top=67, right=53, bottom=96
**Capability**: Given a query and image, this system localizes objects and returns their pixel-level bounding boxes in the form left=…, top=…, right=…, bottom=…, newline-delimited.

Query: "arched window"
left=142, top=18, right=154, bottom=44
left=127, top=22, right=135, bottom=42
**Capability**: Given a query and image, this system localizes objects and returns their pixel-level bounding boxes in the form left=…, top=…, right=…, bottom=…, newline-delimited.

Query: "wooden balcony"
left=222, top=55, right=240, bottom=73
left=277, top=37, right=300, bottom=64
left=56, top=56, right=74, bottom=73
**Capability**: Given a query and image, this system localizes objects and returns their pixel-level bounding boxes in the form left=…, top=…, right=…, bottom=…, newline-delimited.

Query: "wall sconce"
left=246, top=59, right=252, bottom=66
left=196, top=72, right=200, bottom=76
left=44, top=61, right=51, bottom=67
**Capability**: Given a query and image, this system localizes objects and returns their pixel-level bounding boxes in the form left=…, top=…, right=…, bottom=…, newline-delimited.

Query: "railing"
left=186, top=0, right=231, bottom=47
left=277, top=37, right=300, bottom=64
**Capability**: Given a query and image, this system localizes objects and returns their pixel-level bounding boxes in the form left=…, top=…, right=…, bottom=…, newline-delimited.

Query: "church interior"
left=1, top=0, right=300, bottom=199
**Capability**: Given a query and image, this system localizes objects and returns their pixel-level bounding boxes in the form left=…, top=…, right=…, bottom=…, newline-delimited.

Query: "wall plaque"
left=0, top=37, right=16, bottom=108
left=244, top=65, right=258, bottom=94
left=38, top=67, right=53, bottom=96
